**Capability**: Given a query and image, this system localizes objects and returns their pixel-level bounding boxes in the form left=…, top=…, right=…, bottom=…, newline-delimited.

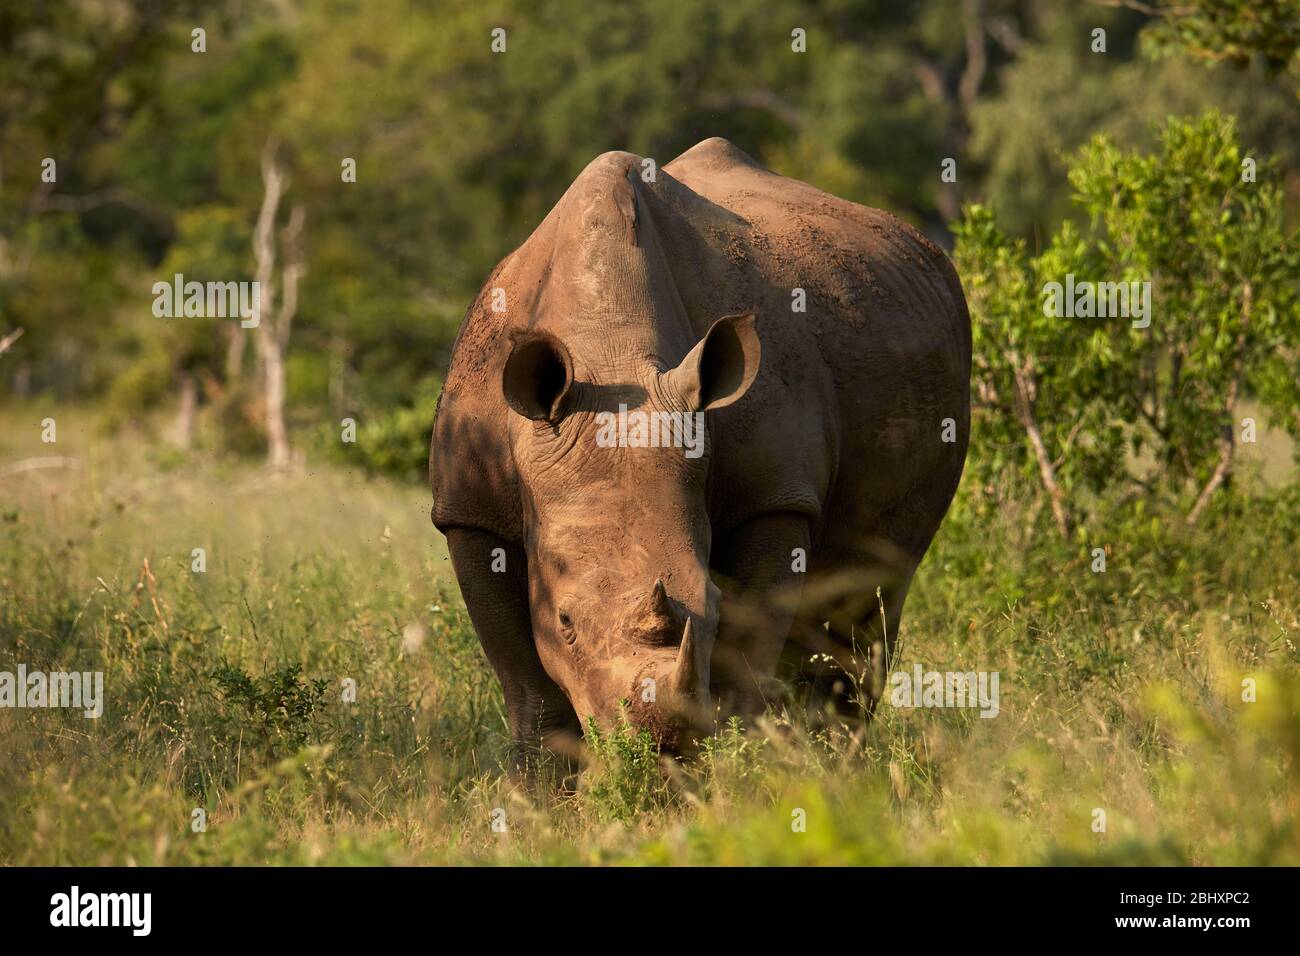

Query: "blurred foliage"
left=1141, top=0, right=1300, bottom=77
left=954, top=113, right=1299, bottom=534
left=210, top=661, right=330, bottom=753
left=2, top=0, right=1298, bottom=485
left=317, top=375, right=442, bottom=483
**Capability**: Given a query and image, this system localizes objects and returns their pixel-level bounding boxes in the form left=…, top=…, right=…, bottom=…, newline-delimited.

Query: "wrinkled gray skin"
left=431, top=138, right=970, bottom=775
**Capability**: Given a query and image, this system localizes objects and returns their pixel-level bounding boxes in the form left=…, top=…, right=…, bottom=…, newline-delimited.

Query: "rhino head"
left=500, top=309, right=760, bottom=750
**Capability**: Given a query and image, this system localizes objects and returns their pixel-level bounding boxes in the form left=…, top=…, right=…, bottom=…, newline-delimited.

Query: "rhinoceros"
left=430, top=137, right=969, bottom=771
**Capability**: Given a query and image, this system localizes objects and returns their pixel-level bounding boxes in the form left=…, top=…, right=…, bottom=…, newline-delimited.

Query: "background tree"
left=955, top=113, right=1299, bottom=536
left=2, top=0, right=1297, bottom=484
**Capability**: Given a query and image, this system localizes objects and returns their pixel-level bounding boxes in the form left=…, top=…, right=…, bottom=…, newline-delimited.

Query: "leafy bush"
left=581, top=713, right=672, bottom=824
left=954, top=112, right=1299, bottom=537
left=210, top=662, right=329, bottom=752
left=318, top=375, right=441, bottom=483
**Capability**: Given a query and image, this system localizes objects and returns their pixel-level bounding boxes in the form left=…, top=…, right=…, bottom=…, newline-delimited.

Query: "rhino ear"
left=502, top=333, right=574, bottom=422
left=666, top=311, right=761, bottom=411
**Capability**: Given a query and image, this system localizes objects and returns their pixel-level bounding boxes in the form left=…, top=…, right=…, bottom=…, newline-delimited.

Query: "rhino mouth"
left=623, top=696, right=687, bottom=753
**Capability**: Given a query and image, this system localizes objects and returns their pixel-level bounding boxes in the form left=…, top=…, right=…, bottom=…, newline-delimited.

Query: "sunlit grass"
left=1, top=403, right=1296, bottom=865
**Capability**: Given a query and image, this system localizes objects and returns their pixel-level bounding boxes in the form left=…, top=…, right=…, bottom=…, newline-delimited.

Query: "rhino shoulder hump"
left=668, top=137, right=765, bottom=172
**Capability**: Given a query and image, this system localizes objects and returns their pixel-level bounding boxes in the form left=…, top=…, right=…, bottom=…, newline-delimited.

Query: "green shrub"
left=318, top=375, right=441, bottom=483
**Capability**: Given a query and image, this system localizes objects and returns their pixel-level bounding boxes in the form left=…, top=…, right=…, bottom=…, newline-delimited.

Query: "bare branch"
left=1051, top=418, right=1085, bottom=471
left=1010, top=353, right=1072, bottom=538
left=958, top=0, right=988, bottom=110
left=1187, top=282, right=1252, bottom=526
left=986, top=16, right=1024, bottom=54
left=701, top=90, right=806, bottom=130
left=1087, top=0, right=1197, bottom=16
left=0, top=327, right=24, bottom=356
left=29, top=186, right=167, bottom=223
left=0, top=456, right=82, bottom=478
left=912, top=61, right=946, bottom=102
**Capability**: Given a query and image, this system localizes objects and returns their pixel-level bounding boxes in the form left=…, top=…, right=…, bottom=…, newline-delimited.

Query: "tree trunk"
left=251, top=137, right=305, bottom=473
left=173, top=371, right=197, bottom=449
left=224, top=323, right=245, bottom=383
left=261, top=339, right=290, bottom=470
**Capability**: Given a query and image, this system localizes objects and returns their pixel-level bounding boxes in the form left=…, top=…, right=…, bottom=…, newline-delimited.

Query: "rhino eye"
left=558, top=611, right=575, bottom=641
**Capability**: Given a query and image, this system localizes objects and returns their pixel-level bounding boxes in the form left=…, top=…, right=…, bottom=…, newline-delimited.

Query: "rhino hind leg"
left=444, top=527, right=582, bottom=784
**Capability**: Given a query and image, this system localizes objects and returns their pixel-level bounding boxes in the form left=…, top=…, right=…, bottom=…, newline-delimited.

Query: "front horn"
left=669, top=618, right=712, bottom=708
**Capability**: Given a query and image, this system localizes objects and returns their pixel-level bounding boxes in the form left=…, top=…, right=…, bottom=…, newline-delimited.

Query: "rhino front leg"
left=444, top=527, right=581, bottom=781
left=708, top=512, right=812, bottom=717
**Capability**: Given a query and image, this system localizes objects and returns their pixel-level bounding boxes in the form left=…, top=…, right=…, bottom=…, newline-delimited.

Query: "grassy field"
left=1, top=402, right=1297, bottom=865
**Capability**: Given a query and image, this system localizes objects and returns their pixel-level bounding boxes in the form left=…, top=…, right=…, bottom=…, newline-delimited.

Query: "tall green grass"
left=1, top=403, right=1296, bottom=864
